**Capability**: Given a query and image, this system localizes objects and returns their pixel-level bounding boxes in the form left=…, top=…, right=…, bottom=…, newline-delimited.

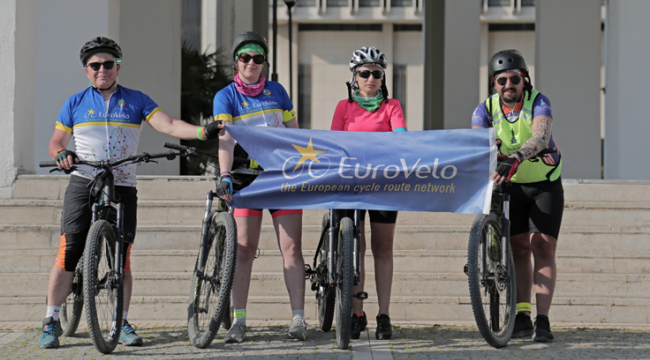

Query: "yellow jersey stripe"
left=233, top=109, right=282, bottom=121
left=74, top=122, right=142, bottom=129
left=144, top=107, right=162, bottom=123
left=215, top=113, right=233, bottom=122
left=55, top=123, right=73, bottom=134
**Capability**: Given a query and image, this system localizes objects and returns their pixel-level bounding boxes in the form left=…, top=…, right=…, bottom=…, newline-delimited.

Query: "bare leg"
left=530, top=233, right=557, bottom=317
left=47, top=265, right=74, bottom=307
left=510, top=233, right=533, bottom=315
left=352, top=221, right=366, bottom=315
left=370, top=223, right=395, bottom=316
left=123, top=272, right=132, bottom=312
left=231, top=216, right=263, bottom=309
left=273, top=214, right=305, bottom=310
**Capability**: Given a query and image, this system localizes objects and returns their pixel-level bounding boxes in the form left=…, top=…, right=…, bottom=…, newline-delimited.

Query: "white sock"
left=46, top=306, right=61, bottom=321
left=292, top=309, right=304, bottom=321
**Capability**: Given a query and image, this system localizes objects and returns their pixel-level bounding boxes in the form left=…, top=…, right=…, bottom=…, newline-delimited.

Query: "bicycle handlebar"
left=39, top=150, right=180, bottom=169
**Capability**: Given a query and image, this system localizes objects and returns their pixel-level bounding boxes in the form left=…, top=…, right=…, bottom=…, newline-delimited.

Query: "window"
left=488, top=0, right=511, bottom=6
left=327, top=0, right=348, bottom=6
left=394, top=24, right=422, bottom=32
left=521, top=0, right=535, bottom=6
left=181, top=0, right=201, bottom=51
left=298, top=64, right=312, bottom=129
left=359, top=0, right=380, bottom=6
left=392, top=64, right=407, bottom=118
left=391, top=0, right=413, bottom=6
left=489, top=23, right=535, bottom=31
left=297, top=0, right=317, bottom=6
left=299, top=24, right=383, bottom=31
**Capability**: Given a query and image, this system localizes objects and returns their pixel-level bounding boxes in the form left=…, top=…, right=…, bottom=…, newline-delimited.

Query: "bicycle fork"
left=196, top=191, right=217, bottom=277
left=327, top=209, right=336, bottom=284
left=500, top=193, right=511, bottom=267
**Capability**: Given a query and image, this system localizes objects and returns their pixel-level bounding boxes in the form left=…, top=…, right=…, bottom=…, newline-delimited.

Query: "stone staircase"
left=2, top=175, right=650, bottom=327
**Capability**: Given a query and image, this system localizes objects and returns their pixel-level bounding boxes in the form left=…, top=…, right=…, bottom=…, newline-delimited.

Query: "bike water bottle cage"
left=354, top=292, right=368, bottom=300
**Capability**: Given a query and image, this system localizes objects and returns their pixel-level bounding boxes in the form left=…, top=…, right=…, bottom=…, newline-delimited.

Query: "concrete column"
left=422, top=0, right=444, bottom=130
left=201, top=0, right=218, bottom=53
left=118, top=0, right=182, bottom=175
left=604, top=0, right=650, bottom=180
left=382, top=23, right=394, bottom=98
left=0, top=1, right=18, bottom=197
left=536, top=0, right=601, bottom=180
left=443, top=0, right=481, bottom=130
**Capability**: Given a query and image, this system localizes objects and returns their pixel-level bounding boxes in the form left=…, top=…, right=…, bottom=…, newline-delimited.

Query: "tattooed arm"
left=514, top=115, right=552, bottom=161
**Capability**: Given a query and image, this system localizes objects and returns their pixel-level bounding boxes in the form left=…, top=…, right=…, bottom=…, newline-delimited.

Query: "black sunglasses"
left=495, top=75, right=522, bottom=86
left=87, top=61, right=116, bottom=71
left=238, top=54, right=265, bottom=65
left=357, top=70, right=384, bottom=79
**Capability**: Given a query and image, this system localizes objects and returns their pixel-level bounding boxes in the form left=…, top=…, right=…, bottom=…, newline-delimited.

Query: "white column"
left=443, top=0, right=481, bottom=129
left=382, top=22, right=394, bottom=98
left=201, top=0, right=218, bottom=53
left=0, top=1, right=18, bottom=197
left=604, top=0, right=650, bottom=179
left=536, top=0, right=601, bottom=180
left=118, top=0, right=182, bottom=175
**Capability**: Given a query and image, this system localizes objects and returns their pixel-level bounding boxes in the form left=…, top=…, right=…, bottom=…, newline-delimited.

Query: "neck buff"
left=352, top=89, right=384, bottom=112
left=234, top=73, right=266, bottom=97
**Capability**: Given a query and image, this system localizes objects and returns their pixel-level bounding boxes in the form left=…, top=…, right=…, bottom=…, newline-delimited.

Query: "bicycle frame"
left=326, top=209, right=361, bottom=286
left=491, top=186, right=511, bottom=267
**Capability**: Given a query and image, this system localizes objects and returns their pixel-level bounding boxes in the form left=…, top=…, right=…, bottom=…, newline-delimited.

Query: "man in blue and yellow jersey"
left=39, top=37, right=222, bottom=349
left=471, top=49, right=564, bottom=343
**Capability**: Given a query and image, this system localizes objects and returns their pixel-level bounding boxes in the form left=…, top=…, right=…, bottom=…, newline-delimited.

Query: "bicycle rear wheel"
left=83, top=220, right=123, bottom=354
left=467, top=213, right=516, bottom=348
left=317, top=212, right=335, bottom=332
left=188, top=211, right=238, bottom=348
left=335, top=217, right=354, bottom=349
left=60, top=263, right=84, bottom=337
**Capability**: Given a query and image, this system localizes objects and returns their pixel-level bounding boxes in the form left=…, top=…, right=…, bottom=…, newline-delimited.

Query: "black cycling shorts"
left=506, top=177, right=564, bottom=239
left=55, top=175, right=138, bottom=272
left=338, top=209, right=398, bottom=224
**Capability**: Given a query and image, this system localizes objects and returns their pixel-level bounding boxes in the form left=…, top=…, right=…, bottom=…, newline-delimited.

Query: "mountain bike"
left=306, top=209, right=365, bottom=349
left=465, top=148, right=556, bottom=348
left=40, top=148, right=184, bottom=354
left=162, top=142, right=238, bottom=349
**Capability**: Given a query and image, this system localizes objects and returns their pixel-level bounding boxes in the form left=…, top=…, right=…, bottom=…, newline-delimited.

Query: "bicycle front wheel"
left=467, top=213, right=516, bottom=348
left=335, top=217, right=354, bottom=349
left=188, top=211, right=238, bottom=348
left=60, top=263, right=84, bottom=337
left=83, top=220, right=123, bottom=354
left=317, top=212, right=335, bottom=332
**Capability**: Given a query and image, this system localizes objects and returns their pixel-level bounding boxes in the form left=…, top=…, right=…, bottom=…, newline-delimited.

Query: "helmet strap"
left=93, top=80, right=116, bottom=92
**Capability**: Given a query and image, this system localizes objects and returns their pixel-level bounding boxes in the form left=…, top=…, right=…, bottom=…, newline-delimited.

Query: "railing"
left=291, top=0, right=422, bottom=15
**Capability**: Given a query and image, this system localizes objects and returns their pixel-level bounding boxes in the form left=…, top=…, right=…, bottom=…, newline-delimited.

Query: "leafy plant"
left=180, top=40, right=232, bottom=175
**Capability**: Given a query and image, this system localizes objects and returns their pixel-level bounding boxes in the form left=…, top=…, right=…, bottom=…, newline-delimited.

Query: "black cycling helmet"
left=79, top=37, right=122, bottom=66
left=489, top=49, right=528, bottom=78
left=231, top=31, right=269, bottom=61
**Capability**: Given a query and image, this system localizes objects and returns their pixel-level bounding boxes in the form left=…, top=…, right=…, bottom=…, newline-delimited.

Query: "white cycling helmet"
left=349, top=46, right=387, bottom=72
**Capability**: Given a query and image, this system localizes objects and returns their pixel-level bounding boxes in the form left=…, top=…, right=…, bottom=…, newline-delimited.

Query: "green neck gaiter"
left=352, top=89, right=384, bottom=112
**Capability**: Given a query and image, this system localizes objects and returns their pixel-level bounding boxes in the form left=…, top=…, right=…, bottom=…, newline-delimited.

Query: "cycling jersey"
left=472, top=90, right=562, bottom=183
left=55, top=85, right=160, bottom=186
left=331, top=99, right=406, bottom=132
left=213, top=81, right=295, bottom=127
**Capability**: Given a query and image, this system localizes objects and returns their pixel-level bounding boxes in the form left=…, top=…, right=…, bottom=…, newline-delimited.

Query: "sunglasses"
left=238, top=54, right=265, bottom=65
left=86, top=61, right=116, bottom=71
left=357, top=70, right=384, bottom=79
left=495, top=75, right=522, bottom=86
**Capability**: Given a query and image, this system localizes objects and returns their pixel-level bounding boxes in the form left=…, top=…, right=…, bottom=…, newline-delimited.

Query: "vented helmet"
left=349, top=46, right=387, bottom=72
left=489, top=49, right=528, bottom=78
left=79, top=37, right=122, bottom=66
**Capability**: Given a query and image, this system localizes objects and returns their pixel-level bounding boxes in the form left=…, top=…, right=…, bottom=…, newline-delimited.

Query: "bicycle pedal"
left=354, top=292, right=368, bottom=300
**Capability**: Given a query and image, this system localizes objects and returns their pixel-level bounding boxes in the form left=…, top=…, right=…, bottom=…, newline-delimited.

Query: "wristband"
left=197, top=127, right=207, bottom=141
left=514, top=151, right=523, bottom=161
left=56, top=148, right=65, bottom=154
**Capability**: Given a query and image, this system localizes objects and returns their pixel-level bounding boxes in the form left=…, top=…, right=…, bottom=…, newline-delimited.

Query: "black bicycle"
left=41, top=149, right=184, bottom=354
left=466, top=148, right=556, bottom=348
left=306, top=209, right=365, bottom=349
left=162, top=143, right=238, bottom=349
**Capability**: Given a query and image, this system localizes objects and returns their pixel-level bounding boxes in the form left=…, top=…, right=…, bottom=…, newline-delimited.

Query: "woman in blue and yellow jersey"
left=213, top=31, right=306, bottom=343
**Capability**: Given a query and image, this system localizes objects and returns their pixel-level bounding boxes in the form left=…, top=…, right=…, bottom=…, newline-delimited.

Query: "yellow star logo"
left=292, top=138, right=326, bottom=172
left=87, top=108, right=95, bottom=116
left=242, top=101, right=249, bottom=108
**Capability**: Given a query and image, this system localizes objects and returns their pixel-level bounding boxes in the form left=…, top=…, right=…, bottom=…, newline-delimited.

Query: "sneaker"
left=351, top=312, right=367, bottom=340
left=288, top=318, right=308, bottom=341
left=512, top=313, right=534, bottom=338
left=39, top=317, right=62, bottom=348
left=533, top=315, right=554, bottom=343
left=375, top=314, right=392, bottom=340
left=119, top=320, right=143, bottom=346
left=225, top=322, right=247, bottom=343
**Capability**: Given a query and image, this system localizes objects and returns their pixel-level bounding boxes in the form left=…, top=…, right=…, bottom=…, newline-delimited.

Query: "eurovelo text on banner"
left=225, top=126, right=497, bottom=214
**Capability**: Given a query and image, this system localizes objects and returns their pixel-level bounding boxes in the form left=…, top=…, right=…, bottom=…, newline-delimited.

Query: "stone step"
left=3, top=223, right=649, bottom=252
left=4, top=271, right=650, bottom=300
left=2, top=294, right=649, bottom=325
left=3, top=249, right=650, bottom=275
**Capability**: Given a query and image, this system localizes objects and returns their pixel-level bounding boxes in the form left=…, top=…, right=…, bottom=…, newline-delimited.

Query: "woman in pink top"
left=331, top=46, right=406, bottom=340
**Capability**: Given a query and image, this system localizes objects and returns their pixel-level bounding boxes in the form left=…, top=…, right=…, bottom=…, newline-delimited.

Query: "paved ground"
left=1, top=323, right=650, bottom=359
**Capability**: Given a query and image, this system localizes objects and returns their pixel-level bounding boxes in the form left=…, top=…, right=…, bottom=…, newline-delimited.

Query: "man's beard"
left=501, top=88, right=521, bottom=104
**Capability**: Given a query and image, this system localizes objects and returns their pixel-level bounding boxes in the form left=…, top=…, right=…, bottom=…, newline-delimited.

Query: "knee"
left=371, top=246, right=393, bottom=262
left=237, top=243, right=258, bottom=263
left=281, top=240, right=303, bottom=259
left=531, top=240, right=556, bottom=261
